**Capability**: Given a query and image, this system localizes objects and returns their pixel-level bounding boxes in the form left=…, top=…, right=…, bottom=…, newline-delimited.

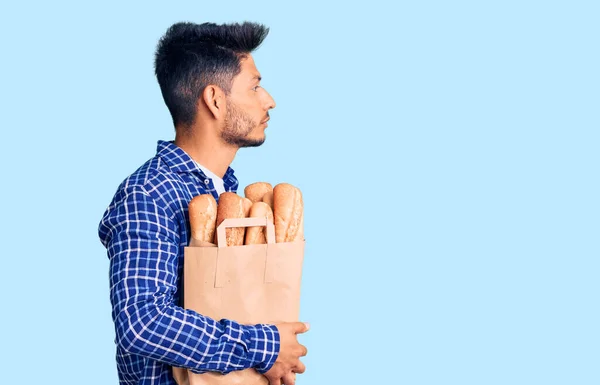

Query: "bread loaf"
left=244, top=182, right=273, bottom=203
left=216, top=192, right=246, bottom=246
left=188, top=194, right=217, bottom=244
left=262, top=190, right=274, bottom=208
left=243, top=197, right=253, bottom=217
left=244, top=202, right=274, bottom=245
left=273, top=183, right=304, bottom=243
left=296, top=209, right=304, bottom=242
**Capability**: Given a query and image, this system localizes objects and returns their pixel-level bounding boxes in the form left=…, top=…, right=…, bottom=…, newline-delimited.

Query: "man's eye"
left=252, top=86, right=261, bottom=91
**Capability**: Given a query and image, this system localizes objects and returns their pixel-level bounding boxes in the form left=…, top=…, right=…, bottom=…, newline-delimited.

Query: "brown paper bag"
left=172, top=216, right=305, bottom=385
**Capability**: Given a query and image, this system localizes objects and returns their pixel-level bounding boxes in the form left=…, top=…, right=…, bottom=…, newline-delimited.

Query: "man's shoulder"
left=113, top=155, right=194, bottom=203
left=98, top=154, right=200, bottom=245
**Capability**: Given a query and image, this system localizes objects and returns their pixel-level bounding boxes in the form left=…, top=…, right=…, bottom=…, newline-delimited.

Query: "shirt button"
left=204, top=179, right=210, bottom=185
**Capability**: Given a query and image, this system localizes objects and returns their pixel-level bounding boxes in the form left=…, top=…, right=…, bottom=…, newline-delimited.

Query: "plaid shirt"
left=98, top=140, right=280, bottom=385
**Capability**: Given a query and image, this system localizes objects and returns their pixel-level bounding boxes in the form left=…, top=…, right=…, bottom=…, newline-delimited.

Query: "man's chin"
left=222, top=132, right=266, bottom=148
left=237, top=135, right=266, bottom=148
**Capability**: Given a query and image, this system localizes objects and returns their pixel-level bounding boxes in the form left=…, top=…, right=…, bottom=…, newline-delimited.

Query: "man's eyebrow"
left=251, top=75, right=262, bottom=82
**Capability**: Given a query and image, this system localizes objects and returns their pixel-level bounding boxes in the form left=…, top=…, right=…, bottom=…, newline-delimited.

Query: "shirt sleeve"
left=98, top=185, right=280, bottom=374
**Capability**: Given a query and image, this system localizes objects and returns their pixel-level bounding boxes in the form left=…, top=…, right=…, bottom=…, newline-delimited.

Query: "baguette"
left=244, top=182, right=273, bottom=203
left=243, top=197, right=253, bottom=217
left=244, top=202, right=274, bottom=245
left=188, top=194, right=217, bottom=244
left=216, top=192, right=246, bottom=246
left=262, top=190, right=274, bottom=209
left=273, top=183, right=304, bottom=243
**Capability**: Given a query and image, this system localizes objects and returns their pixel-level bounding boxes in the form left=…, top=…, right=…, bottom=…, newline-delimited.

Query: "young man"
left=98, top=21, right=309, bottom=385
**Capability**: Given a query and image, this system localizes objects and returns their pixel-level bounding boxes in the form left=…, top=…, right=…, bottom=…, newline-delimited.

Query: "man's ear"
left=201, top=85, right=225, bottom=120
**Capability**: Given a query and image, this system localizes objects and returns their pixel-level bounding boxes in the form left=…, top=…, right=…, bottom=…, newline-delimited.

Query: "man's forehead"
left=239, top=55, right=261, bottom=79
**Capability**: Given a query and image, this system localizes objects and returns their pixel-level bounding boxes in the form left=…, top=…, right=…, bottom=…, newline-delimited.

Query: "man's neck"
left=174, top=127, right=238, bottom=179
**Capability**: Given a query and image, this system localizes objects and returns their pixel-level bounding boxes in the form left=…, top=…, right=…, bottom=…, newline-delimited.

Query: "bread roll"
left=273, top=183, right=304, bottom=243
left=188, top=194, right=217, bottom=243
left=244, top=182, right=273, bottom=203
left=244, top=202, right=274, bottom=245
left=216, top=192, right=246, bottom=246
left=262, top=190, right=274, bottom=209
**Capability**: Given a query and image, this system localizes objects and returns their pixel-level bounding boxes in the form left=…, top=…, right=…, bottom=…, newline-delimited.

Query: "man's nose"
left=264, top=90, right=276, bottom=110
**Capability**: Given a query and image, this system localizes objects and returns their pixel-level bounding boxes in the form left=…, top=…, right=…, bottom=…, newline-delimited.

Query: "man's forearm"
left=113, top=293, right=280, bottom=374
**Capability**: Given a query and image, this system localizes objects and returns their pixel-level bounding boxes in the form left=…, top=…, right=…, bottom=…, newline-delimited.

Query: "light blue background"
left=1, top=1, right=598, bottom=384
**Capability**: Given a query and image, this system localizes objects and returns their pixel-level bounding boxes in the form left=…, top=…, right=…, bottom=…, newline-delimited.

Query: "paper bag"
left=172, top=216, right=305, bottom=385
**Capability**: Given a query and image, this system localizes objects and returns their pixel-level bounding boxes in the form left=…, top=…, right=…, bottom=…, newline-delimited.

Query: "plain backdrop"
left=0, top=1, right=598, bottom=384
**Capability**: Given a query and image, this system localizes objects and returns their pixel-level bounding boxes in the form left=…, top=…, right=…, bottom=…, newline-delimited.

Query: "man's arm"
left=99, top=185, right=279, bottom=374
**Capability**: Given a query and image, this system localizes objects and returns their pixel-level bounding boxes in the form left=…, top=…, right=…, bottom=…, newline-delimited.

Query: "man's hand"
left=263, top=322, right=310, bottom=385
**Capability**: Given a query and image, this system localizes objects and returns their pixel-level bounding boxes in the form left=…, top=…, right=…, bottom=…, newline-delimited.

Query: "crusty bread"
left=262, top=190, right=274, bottom=209
left=296, top=209, right=304, bottom=242
left=273, top=183, right=304, bottom=243
left=244, top=202, right=274, bottom=245
left=216, top=192, right=246, bottom=246
left=243, top=197, right=253, bottom=217
left=188, top=194, right=217, bottom=243
left=244, top=182, right=273, bottom=203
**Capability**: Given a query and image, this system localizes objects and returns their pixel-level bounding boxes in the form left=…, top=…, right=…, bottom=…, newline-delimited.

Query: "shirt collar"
left=156, top=140, right=238, bottom=187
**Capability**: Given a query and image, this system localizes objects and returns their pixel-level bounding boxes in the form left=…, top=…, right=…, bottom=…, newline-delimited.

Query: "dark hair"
left=154, top=21, right=269, bottom=129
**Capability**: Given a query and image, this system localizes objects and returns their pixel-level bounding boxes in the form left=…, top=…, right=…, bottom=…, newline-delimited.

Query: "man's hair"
left=154, top=21, right=269, bottom=129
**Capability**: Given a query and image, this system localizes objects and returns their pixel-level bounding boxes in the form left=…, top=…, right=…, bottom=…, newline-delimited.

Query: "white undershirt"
left=195, top=162, right=226, bottom=195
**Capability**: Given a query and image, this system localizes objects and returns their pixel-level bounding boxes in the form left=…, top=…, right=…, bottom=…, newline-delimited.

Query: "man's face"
left=221, top=54, right=276, bottom=147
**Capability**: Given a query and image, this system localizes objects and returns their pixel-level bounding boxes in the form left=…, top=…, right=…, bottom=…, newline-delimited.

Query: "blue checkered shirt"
left=98, top=140, right=280, bottom=385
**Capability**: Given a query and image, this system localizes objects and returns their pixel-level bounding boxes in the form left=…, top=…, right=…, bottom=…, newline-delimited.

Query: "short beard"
left=221, top=100, right=265, bottom=148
